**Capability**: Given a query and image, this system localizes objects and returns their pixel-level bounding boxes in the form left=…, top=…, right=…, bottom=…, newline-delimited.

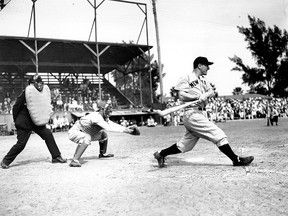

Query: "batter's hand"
left=210, top=83, right=218, bottom=98
left=198, top=94, right=207, bottom=103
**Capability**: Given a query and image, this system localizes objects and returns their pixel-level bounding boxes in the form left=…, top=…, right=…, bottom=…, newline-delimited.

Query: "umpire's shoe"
left=154, top=151, right=166, bottom=168
left=1, top=161, right=9, bottom=169
left=99, top=153, right=114, bottom=158
left=52, top=155, right=67, bottom=163
left=233, top=156, right=254, bottom=166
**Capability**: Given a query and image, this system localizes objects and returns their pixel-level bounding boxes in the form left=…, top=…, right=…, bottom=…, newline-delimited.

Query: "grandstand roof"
left=0, top=35, right=152, bottom=75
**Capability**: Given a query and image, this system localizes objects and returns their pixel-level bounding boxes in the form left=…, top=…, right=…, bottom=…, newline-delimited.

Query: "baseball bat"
left=154, top=100, right=199, bottom=117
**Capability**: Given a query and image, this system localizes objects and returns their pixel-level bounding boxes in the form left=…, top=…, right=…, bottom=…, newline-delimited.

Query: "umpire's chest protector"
left=25, top=84, right=51, bottom=126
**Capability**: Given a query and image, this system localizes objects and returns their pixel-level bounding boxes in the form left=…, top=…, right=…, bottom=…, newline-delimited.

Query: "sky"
left=0, top=0, right=287, bottom=96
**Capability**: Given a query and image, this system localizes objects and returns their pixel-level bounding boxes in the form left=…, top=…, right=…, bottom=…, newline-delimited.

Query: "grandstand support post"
left=94, top=0, right=101, bottom=101
left=29, top=0, right=38, bottom=75
left=152, top=0, right=163, bottom=103
left=139, top=71, right=143, bottom=107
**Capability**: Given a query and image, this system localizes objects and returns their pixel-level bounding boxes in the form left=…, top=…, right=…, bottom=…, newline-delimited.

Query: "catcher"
left=68, top=101, right=140, bottom=167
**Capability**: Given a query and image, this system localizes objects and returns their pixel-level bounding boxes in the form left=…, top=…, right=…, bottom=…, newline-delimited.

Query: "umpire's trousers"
left=2, top=126, right=61, bottom=165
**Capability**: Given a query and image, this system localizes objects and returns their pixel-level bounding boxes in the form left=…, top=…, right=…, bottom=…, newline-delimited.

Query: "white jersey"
left=175, top=72, right=212, bottom=107
left=75, top=112, right=125, bottom=137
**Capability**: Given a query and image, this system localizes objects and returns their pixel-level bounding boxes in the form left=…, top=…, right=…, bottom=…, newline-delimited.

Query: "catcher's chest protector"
left=25, top=84, right=51, bottom=126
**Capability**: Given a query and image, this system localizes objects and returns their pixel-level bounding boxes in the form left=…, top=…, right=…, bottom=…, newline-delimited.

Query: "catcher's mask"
left=98, top=101, right=113, bottom=118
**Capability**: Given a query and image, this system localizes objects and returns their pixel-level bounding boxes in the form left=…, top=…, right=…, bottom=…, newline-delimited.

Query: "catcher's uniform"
left=68, top=112, right=126, bottom=145
left=175, top=72, right=228, bottom=153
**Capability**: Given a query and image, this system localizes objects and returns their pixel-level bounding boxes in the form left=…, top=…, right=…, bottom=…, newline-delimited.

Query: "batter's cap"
left=193, top=56, right=213, bottom=68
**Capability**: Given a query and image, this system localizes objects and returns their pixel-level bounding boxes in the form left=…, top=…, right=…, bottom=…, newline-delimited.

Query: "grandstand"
left=0, top=35, right=151, bottom=108
left=0, top=0, right=159, bottom=132
left=0, top=0, right=153, bottom=109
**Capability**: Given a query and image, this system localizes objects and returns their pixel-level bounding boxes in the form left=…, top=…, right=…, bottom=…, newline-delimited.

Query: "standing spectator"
left=163, top=114, right=171, bottom=126
left=111, top=96, right=118, bottom=109
left=270, top=105, right=279, bottom=126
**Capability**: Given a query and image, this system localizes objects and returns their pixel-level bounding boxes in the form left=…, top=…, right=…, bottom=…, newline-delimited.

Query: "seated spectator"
left=52, top=115, right=63, bottom=132
left=120, top=117, right=129, bottom=127
left=61, top=114, right=70, bottom=131
left=47, top=117, right=54, bottom=130
left=147, top=116, right=157, bottom=127
left=92, top=100, right=98, bottom=111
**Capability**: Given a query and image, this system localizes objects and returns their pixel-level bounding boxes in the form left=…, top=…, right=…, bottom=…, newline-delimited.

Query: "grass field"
left=1, top=118, right=288, bottom=216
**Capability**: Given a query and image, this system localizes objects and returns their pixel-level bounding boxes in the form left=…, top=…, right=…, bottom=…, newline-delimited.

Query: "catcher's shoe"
left=153, top=151, right=166, bottom=168
left=233, top=156, right=254, bottom=166
left=99, top=153, right=114, bottom=158
left=69, top=159, right=81, bottom=167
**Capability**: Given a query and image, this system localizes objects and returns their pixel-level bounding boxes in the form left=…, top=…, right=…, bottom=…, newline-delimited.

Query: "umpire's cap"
left=193, top=56, right=213, bottom=68
left=28, top=75, right=43, bottom=85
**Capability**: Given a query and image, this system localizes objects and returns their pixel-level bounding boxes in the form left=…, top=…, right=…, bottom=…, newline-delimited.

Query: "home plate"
left=184, top=157, right=205, bottom=163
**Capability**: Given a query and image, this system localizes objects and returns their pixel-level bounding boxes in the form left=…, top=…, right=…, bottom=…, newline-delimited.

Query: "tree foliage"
left=229, top=15, right=288, bottom=97
left=232, top=87, right=244, bottom=95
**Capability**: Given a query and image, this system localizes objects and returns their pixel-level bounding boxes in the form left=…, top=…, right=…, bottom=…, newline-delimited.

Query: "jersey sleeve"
left=175, top=74, right=190, bottom=91
left=90, top=113, right=126, bottom=132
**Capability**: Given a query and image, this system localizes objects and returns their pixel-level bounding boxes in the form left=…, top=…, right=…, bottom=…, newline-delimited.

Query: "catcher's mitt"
left=128, top=125, right=140, bottom=135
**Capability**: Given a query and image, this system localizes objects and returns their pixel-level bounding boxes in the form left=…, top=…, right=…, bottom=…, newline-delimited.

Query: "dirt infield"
left=1, top=118, right=288, bottom=216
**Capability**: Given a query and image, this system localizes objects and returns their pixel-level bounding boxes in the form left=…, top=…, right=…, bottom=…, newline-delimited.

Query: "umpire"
left=1, top=75, right=67, bottom=169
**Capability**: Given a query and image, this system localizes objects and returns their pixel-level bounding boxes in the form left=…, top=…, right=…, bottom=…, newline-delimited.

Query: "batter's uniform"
left=154, top=56, right=254, bottom=168
left=174, top=72, right=229, bottom=152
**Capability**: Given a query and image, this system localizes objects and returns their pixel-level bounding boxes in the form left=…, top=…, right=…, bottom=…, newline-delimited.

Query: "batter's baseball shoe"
left=233, top=156, right=254, bottom=166
left=153, top=151, right=166, bottom=168
left=1, top=161, right=9, bottom=169
left=99, top=153, right=114, bottom=158
left=69, top=159, right=81, bottom=167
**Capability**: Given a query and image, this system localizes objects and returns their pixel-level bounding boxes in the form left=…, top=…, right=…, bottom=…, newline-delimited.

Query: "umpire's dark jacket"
left=12, top=90, right=34, bottom=130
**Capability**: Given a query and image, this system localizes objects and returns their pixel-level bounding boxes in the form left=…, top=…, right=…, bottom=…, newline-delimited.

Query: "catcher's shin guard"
left=99, top=139, right=108, bottom=155
left=99, top=138, right=114, bottom=158
left=99, top=130, right=108, bottom=155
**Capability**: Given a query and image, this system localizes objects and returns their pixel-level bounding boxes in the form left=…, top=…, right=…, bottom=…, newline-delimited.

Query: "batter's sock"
left=219, top=144, right=238, bottom=162
left=160, top=143, right=181, bottom=157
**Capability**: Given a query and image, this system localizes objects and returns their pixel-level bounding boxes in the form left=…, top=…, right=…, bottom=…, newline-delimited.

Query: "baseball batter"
left=68, top=101, right=138, bottom=167
left=154, top=56, right=254, bottom=167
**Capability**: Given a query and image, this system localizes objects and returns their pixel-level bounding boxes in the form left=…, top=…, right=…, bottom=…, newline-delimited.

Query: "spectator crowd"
left=164, top=96, right=288, bottom=126
left=1, top=89, right=288, bottom=128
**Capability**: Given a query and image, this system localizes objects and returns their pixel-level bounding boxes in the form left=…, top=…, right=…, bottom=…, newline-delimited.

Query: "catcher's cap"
left=97, top=101, right=112, bottom=112
left=193, top=56, right=213, bottom=68
left=97, top=101, right=107, bottom=109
